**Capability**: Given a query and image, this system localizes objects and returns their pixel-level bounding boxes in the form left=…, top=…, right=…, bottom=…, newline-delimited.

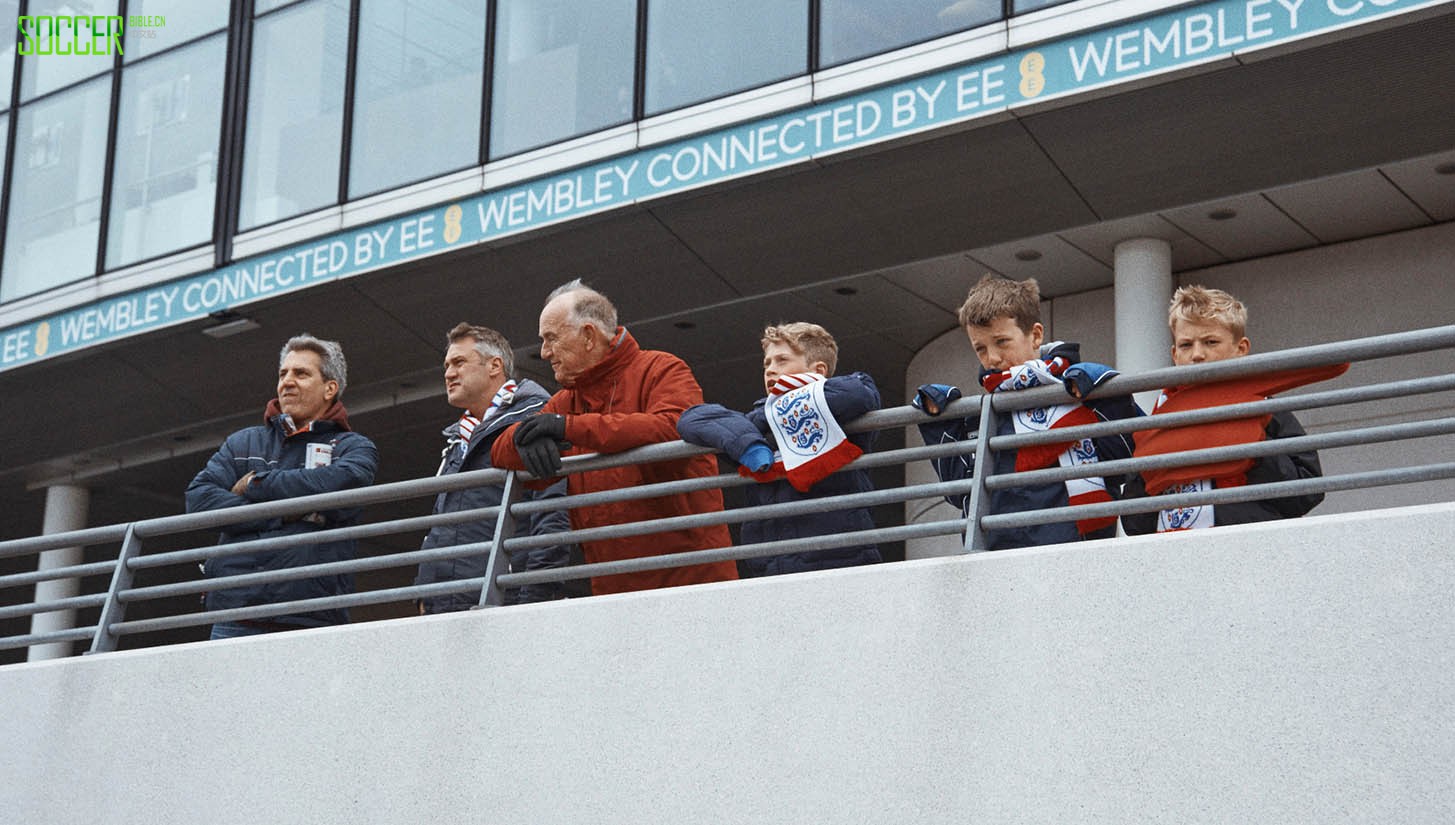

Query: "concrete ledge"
left=4, top=504, right=1453, bottom=824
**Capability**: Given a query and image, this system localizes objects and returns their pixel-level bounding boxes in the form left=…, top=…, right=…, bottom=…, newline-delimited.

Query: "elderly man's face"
left=538, top=296, right=598, bottom=386
left=277, top=349, right=337, bottom=426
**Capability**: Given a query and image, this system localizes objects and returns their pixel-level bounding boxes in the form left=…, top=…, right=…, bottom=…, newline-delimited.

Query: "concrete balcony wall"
left=3, top=503, right=1453, bottom=824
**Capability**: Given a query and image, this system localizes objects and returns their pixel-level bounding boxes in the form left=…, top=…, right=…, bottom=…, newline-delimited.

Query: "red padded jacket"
left=493, top=328, right=737, bottom=594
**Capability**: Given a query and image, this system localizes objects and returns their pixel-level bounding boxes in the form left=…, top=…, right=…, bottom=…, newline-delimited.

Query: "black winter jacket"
left=917, top=343, right=1142, bottom=551
left=415, top=379, right=571, bottom=611
left=186, top=401, right=378, bottom=627
left=677, top=371, right=882, bottom=577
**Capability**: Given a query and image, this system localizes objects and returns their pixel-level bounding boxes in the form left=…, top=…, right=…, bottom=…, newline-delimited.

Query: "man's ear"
left=811, top=361, right=831, bottom=378
left=1029, top=322, right=1045, bottom=348
left=1236, top=337, right=1251, bottom=356
left=324, top=381, right=339, bottom=403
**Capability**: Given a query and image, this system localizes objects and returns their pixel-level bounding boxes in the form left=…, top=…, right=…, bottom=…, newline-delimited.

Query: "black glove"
left=514, top=414, right=569, bottom=479
left=518, top=438, right=564, bottom=480
left=514, top=413, right=567, bottom=445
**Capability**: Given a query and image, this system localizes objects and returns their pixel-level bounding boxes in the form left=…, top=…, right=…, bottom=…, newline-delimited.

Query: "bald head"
left=538, top=281, right=618, bottom=386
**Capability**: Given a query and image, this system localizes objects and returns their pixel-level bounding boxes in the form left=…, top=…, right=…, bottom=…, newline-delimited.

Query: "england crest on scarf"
left=755, top=373, right=862, bottom=492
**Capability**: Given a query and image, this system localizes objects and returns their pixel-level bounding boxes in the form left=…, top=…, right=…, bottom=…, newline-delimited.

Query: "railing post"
left=88, top=524, right=142, bottom=654
left=476, top=471, right=524, bottom=608
left=963, top=394, right=997, bottom=553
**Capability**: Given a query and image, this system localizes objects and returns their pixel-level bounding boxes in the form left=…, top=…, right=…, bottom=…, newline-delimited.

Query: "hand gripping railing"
left=1, top=324, right=1452, bottom=659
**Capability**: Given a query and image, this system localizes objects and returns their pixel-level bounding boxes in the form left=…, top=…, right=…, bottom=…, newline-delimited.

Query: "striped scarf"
left=981, top=354, right=1115, bottom=536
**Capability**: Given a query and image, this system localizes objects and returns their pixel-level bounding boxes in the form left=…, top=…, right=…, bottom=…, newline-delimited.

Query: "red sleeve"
left=489, top=394, right=567, bottom=472
left=564, top=354, right=703, bottom=454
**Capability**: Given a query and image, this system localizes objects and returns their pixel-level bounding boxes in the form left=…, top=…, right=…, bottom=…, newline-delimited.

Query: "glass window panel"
left=645, top=0, right=806, bottom=116
left=18, top=0, right=120, bottom=102
left=105, top=34, right=225, bottom=269
left=820, top=0, right=1001, bottom=68
left=0, top=112, right=9, bottom=198
left=1013, top=0, right=1072, bottom=13
left=124, top=0, right=230, bottom=62
left=238, top=0, right=348, bottom=231
left=1, top=77, right=110, bottom=302
left=489, top=0, right=635, bottom=159
left=256, top=0, right=308, bottom=15
left=348, top=0, right=484, bottom=197
left=1, top=6, right=16, bottom=111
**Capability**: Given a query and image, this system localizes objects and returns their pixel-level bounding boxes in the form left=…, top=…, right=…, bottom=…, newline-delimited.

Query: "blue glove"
left=739, top=442, right=774, bottom=473
left=912, top=383, right=961, bottom=416
left=1061, top=363, right=1119, bottom=399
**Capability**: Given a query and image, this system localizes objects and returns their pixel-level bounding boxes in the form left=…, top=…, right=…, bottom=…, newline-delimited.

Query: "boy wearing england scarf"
left=915, top=275, right=1143, bottom=550
left=678, top=323, right=883, bottom=577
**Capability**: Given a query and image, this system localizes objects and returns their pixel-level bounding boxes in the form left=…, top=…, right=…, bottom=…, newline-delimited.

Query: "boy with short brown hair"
left=915, top=275, right=1142, bottom=550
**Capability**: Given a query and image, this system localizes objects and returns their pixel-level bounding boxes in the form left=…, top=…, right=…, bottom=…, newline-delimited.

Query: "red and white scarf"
left=1136, top=363, right=1348, bottom=532
left=740, top=373, right=862, bottom=493
left=981, top=355, right=1115, bottom=536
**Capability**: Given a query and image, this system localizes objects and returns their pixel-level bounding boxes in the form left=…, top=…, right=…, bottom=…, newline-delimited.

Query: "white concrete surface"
left=3, top=504, right=1452, bottom=824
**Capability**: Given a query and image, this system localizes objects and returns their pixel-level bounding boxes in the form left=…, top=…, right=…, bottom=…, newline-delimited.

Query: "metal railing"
left=2, top=325, right=1453, bottom=658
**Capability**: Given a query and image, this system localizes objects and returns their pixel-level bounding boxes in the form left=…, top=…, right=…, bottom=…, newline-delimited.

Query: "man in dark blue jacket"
left=414, top=323, right=571, bottom=611
left=187, top=334, right=379, bottom=640
left=678, top=322, right=881, bottom=577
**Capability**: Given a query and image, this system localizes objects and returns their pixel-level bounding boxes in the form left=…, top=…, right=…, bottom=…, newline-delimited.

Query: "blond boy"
left=1121, top=286, right=1327, bottom=533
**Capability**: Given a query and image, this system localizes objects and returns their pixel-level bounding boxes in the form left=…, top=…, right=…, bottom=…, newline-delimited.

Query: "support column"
left=28, top=484, right=91, bottom=661
left=1114, top=238, right=1174, bottom=410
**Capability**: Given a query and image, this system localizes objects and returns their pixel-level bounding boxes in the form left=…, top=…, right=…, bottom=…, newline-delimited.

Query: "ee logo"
left=1019, top=52, right=1046, bottom=99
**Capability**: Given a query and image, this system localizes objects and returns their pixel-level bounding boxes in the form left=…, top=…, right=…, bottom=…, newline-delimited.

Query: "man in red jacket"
left=491, top=279, right=737, bottom=595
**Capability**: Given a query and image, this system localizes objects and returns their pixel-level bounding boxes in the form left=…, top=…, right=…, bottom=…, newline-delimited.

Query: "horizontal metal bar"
left=104, top=577, right=522, bottom=638
left=507, top=438, right=979, bottom=517
left=991, top=373, right=1455, bottom=451
left=0, top=525, right=128, bottom=561
left=0, top=560, right=118, bottom=589
left=501, top=519, right=971, bottom=588
left=504, top=478, right=978, bottom=553
left=993, top=417, right=1455, bottom=490
left=0, top=625, right=98, bottom=652
left=120, top=536, right=522, bottom=604
left=129, top=501, right=507, bottom=571
left=989, top=324, right=1455, bottom=413
left=0, top=592, right=108, bottom=621
left=981, top=462, right=1455, bottom=530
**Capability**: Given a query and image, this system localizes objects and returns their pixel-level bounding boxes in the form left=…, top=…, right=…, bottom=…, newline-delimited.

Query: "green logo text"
left=17, top=15, right=124, bottom=56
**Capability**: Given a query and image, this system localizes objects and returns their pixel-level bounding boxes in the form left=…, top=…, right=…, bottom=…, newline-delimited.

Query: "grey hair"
left=280, top=334, right=348, bottom=395
left=446, top=322, right=515, bottom=378
left=547, top=278, right=618, bottom=333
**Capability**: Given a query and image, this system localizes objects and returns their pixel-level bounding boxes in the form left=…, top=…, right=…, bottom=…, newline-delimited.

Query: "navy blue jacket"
left=918, top=343, right=1141, bottom=551
left=186, top=401, right=379, bottom=627
left=1120, top=410, right=1323, bottom=534
left=677, top=371, right=883, bottom=577
left=414, top=379, right=572, bottom=611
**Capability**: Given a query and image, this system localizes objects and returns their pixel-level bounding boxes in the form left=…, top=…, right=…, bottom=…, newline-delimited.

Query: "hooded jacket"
left=186, top=399, right=379, bottom=627
left=415, top=379, right=572, bottom=611
left=677, top=371, right=883, bottom=577
left=492, top=328, right=737, bottom=594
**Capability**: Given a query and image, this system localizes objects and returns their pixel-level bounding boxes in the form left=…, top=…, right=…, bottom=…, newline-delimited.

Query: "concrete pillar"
left=28, top=484, right=91, bottom=661
left=1114, top=238, right=1174, bottom=409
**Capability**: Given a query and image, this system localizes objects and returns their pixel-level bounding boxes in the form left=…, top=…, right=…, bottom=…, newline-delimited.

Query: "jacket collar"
left=264, top=398, right=352, bottom=435
left=570, top=327, right=637, bottom=388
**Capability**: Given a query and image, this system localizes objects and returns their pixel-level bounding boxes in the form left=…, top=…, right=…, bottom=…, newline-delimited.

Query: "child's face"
left=762, top=341, right=828, bottom=393
left=1171, top=318, right=1250, bottom=365
left=966, top=316, right=1043, bottom=371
